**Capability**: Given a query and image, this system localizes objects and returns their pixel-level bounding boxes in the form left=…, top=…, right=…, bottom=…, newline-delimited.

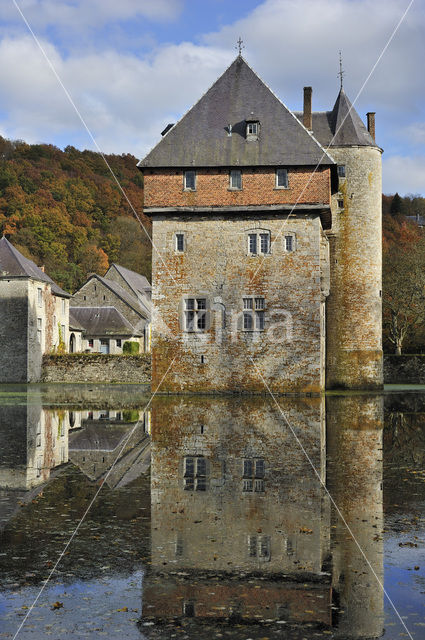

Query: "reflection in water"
left=143, top=395, right=384, bottom=638
left=2, top=389, right=422, bottom=639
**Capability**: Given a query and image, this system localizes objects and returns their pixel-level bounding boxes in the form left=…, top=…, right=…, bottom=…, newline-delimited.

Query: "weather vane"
left=236, top=37, right=245, bottom=56
left=338, top=50, right=345, bottom=89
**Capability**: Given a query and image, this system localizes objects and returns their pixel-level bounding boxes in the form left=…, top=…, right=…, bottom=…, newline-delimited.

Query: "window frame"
left=175, top=232, right=185, bottom=253
left=275, top=168, right=289, bottom=189
left=243, top=457, right=266, bottom=491
left=229, top=169, right=242, bottom=190
left=246, top=229, right=271, bottom=256
left=283, top=232, right=296, bottom=253
left=337, top=165, right=346, bottom=178
left=183, top=456, right=208, bottom=491
left=183, top=170, right=196, bottom=191
left=242, top=298, right=266, bottom=332
left=183, top=297, right=208, bottom=333
left=37, top=287, right=42, bottom=307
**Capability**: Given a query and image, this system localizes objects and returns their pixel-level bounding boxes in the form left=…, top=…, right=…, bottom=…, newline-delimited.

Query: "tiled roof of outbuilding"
left=138, top=56, right=335, bottom=169
left=0, top=237, right=69, bottom=297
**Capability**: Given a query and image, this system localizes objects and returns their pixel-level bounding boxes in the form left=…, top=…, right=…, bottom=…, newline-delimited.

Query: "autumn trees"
left=383, top=194, right=425, bottom=354
left=0, top=137, right=151, bottom=292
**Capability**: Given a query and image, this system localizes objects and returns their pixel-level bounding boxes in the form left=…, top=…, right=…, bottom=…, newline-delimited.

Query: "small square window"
left=116, top=339, right=122, bottom=348
left=276, top=169, right=288, bottom=188
left=243, top=298, right=253, bottom=310
left=176, top=233, right=185, bottom=252
left=230, top=170, right=242, bottom=190
left=337, top=165, right=346, bottom=178
left=184, top=170, right=196, bottom=190
left=285, top=235, right=294, bottom=252
left=247, top=122, right=258, bottom=135
left=338, top=199, right=344, bottom=208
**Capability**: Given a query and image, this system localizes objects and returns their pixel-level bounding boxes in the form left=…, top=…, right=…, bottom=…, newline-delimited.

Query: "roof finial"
left=235, top=37, right=245, bottom=56
left=338, top=50, right=345, bottom=90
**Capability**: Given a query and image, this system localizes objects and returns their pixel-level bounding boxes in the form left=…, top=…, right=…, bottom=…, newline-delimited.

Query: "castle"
left=138, top=55, right=383, bottom=393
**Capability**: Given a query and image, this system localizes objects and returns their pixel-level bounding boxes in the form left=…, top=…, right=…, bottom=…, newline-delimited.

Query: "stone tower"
left=305, top=89, right=383, bottom=389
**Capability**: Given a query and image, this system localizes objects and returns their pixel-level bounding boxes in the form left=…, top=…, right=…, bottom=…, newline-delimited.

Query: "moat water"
left=0, top=384, right=424, bottom=639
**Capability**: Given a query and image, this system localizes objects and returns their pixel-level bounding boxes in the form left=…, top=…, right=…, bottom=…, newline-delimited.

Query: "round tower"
left=325, top=90, right=383, bottom=389
left=327, top=394, right=384, bottom=638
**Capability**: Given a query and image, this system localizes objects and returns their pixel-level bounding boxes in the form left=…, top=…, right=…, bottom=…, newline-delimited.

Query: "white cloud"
left=383, top=155, right=425, bottom=196
left=0, top=0, right=423, bottom=196
left=0, top=35, right=231, bottom=156
left=1, top=0, right=183, bottom=27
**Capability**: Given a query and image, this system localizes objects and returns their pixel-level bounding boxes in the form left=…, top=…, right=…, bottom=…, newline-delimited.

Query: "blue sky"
left=0, top=0, right=423, bottom=195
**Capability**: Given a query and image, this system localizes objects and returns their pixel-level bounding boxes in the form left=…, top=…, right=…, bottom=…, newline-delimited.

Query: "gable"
left=139, top=57, right=335, bottom=169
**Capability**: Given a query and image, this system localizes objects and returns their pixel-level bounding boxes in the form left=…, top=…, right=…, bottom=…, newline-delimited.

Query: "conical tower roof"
left=329, top=88, right=377, bottom=147
left=139, top=56, right=334, bottom=168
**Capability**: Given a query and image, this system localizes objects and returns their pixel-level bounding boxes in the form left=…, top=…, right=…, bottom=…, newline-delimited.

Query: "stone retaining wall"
left=42, top=354, right=151, bottom=384
left=384, top=354, right=425, bottom=384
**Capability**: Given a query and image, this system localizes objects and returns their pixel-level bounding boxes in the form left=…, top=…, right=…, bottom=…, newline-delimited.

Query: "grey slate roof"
left=70, top=306, right=141, bottom=336
left=0, top=237, right=69, bottom=297
left=294, top=88, right=378, bottom=148
left=91, top=274, right=149, bottom=319
left=138, top=56, right=335, bottom=168
left=107, top=264, right=152, bottom=304
left=69, top=310, right=85, bottom=332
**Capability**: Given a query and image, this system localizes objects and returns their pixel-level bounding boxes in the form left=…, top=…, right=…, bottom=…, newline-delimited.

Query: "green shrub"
left=123, top=341, right=139, bottom=355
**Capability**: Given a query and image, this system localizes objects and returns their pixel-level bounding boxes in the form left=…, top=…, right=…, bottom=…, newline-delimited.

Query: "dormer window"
left=246, top=115, right=260, bottom=141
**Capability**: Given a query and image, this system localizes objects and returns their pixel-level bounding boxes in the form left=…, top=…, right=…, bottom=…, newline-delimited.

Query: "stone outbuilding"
left=0, top=237, right=70, bottom=382
left=71, top=264, right=151, bottom=353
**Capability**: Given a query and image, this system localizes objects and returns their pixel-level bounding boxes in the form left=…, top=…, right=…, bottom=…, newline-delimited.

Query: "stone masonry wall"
left=144, top=166, right=331, bottom=209
left=0, top=279, right=29, bottom=383
left=151, top=214, right=329, bottom=394
left=42, top=354, right=151, bottom=384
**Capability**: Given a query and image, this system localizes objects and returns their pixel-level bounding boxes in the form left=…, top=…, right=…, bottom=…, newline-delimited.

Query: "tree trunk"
left=395, top=341, right=402, bottom=355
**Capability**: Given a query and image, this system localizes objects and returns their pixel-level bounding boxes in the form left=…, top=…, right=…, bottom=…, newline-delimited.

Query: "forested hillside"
left=0, top=137, right=151, bottom=292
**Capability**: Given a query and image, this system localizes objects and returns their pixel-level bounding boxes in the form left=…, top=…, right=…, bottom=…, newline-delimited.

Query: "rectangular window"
left=88, top=339, right=94, bottom=348
left=37, top=318, right=42, bottom=344
left=248, top=233, right=257, bottom=254
left=248, top=535, right=270, bottom=560
left=247, top=122, right=258, bottom=135
left=176, top=233, right=185, bottom=252
left=184, top=456, right=207, bottom=491
left=116, top=339, right=122, bottom=348
left=260, top=233, right=269, bottom=254
left=37, top=288, right=42, bottom=307
left=337, top=165, right=346, bottom=178
left=242, top=298, right=265, bottom=331
left=285, top=235, right=294, bottom=252
left=276, top=168, right=288, bottom=188
left=61, top=324, right=65, bottom=338
left=230, top=169, right=242, bottom=190
left=338, top=199, right=344, bottom=208
left=242, top=458, right=265, bottom=491
left=184, top=170, right=196, bottom=190
left=184, top=298, right=207, bottom=332
left=62, top=299, right=65, bottom=316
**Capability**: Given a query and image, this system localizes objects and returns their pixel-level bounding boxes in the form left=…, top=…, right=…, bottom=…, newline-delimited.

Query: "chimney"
left=303, top=86, right=312, bottom=131
left=367, top=112, right=375, bottom=141
left=40, top=265, right=45, bottom=273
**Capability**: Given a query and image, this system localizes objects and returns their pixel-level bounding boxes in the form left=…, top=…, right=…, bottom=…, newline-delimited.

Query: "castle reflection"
left=0, top=392, right=385, bottom=638
left=143, top=394, right=384, bottom=638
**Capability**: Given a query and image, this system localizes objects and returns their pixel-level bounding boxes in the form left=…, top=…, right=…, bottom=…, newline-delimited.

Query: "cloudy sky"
left=0, top=0, right=423, bottom=195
